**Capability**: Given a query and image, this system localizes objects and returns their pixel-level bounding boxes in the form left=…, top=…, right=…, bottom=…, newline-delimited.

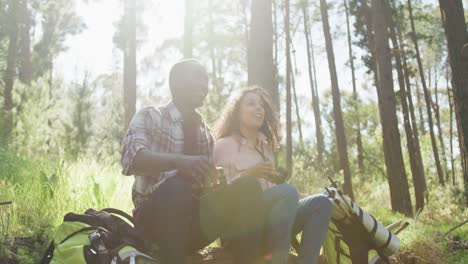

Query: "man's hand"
left=177, top=155, right=216, bottom=185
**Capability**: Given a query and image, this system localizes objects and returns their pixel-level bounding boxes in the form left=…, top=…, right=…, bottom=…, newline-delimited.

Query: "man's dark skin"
left=132, top=60, right=215, bottom=183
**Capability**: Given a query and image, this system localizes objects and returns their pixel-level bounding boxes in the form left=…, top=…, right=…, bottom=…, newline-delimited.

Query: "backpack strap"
left=59, top=226, right=109, bottom=245
left=40, top=241, right=55, bottom=264
left=84, top=209, right=143, bottom=248
left=88, top=230, right=113, bottom=263
left=101, top=208, right=135, bottom=225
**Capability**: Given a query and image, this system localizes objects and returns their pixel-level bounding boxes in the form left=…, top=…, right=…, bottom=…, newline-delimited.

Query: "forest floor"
left=0, top=149, right=467, bottom=263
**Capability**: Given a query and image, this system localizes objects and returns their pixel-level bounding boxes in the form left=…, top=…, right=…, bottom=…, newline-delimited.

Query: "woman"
left=212, top=86, right=333, bottom=264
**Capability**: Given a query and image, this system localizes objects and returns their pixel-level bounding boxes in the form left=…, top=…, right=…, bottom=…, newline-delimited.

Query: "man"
left=121, top=59, right=265, bottom=264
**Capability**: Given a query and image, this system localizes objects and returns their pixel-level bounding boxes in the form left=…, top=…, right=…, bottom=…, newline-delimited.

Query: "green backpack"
left=41, top=208, right=157, bottom=264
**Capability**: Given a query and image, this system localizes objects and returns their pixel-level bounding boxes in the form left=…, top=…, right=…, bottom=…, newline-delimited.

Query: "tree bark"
left=273, top=0, right=278, bottom=68
left=320, top=0, right=354, bottom=199
left=344, top=0, right=364, bottom=173
left=407, top=0, right=445, bottom=186
left=184, top=0, right=193, bottom=58
left=438, top=0, right=468, bottom=205
left=124, top=0, right=137, bottom=130
left=393, top=2, right=427, bottom=195
left=371, top=0, right=413, bottom=216
left=208, top=0, right=219, bottom=110
left=446, top=66, right=456, bottom=185
left=433, top=67, right=450, bottom=183
left=272, top=0, right=280, bottom=111
left=291, top=47, right=304, bottom=146
left=18, top=0, right=31, bottom=85
left=302, top=1, right=324, bottom=163
left=248, top=0, right=278, bottom=109
left=387, top=1, right=426, bottom=210
left=3, top=0, right=19, bottom=146
left=285, top=0, right=293, bottom=178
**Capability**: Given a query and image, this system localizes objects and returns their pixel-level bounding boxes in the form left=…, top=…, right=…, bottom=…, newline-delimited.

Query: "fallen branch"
left=414, top=207, right=423, bottom=224
left=386, top=219, right=402, bottom=232
left=0, top=201, right=12, bottom=206
left=442, top=219, right=468, bottom=239
left=394, top=222, right=410, bottom=235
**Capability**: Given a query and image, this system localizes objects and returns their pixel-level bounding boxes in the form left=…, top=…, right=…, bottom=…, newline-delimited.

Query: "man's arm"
left=121, top=107, right=168, bottom=176
left=133, top=149, right=213, bottom=183
left=132, top=149, right=181, bottom=175
left=121, top=107, right=214, bottom=179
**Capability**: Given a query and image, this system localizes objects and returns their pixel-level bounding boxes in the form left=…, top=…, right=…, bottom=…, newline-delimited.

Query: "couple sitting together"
left=121, top=59, right=333, bottom=264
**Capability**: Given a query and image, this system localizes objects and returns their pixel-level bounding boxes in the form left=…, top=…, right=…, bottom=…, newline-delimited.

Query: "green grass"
left=0, top=149, right=133, bottom=263
left=1, top=148, right=467, bottom=263
left=353, top=178, right=468, bottom=264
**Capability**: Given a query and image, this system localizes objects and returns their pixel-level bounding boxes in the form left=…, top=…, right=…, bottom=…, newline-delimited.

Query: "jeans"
left=263, top=184, right=299, bottom=264
left=134, top=176, right=265, bottom=264
left=292, top=194, right=333, bottom=264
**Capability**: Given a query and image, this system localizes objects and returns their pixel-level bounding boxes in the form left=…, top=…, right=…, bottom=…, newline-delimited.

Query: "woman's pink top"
left=213, top=133, right=274, bottom=190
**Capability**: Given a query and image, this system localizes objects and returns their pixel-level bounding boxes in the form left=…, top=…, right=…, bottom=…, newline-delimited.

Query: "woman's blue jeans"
left=293, top=194, right=333, bottom=264
left=263, top=184, right=299, bottom=264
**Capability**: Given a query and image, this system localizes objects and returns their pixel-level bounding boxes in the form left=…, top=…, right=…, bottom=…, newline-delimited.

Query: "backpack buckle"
left=88, top=231, right=106, bottom=253
left=88, top=231, right=101, bottom=243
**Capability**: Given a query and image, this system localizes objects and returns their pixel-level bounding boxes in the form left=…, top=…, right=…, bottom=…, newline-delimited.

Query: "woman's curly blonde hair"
left=212, top=86, right=281, bottom=151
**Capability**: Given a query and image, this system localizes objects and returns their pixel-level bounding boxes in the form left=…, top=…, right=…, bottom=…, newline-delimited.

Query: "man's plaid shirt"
left=121, top=102, right=214, bottom=208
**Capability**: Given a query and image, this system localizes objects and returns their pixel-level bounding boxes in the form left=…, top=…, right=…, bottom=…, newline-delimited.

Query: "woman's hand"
left=241, top=162, right=278, bottom=180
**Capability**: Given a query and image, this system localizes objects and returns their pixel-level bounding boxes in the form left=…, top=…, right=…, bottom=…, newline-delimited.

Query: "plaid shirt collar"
left=166, top=101, right=202, bottom=124
left=166, top=102, right=183, bottom=122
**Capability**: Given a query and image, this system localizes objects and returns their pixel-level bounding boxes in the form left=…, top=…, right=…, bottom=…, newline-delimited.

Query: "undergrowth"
left=0, top=149, right=466, bottom=263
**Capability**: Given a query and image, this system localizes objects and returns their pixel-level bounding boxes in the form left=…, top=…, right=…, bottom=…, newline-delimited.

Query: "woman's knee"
left=318, top=194, right=333, bottom=213
left=231, top=176, right=263, bottom=194
left=301, top=194, right=333, bottom=214
left=278, top=184, right=299, bottom=204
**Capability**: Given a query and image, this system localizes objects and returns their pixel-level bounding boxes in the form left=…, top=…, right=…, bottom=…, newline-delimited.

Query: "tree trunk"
left=371, top=0, right=413, bottom=216
left=273, top=0, right=278, bottom=67
left=387, top=1, right=426, bottom=210
left=438, top=0, right=468, bottom=205
left=407, top=0, right=445, bottom=186
left=184, top=0, right=193, bottom=58
left=285, top=0, right=293, bottom=178
left=446, top=66, right=456, bottom=185
left=272, top=0, right=280, bottom=112
left=433, top=68, right=450, bottom=183
left=124, top=0, right=137, bottom=130
left=292, top=69, right=304, bottom=147
left=13, top=0, right=31, bottom=123
left=344, top=0, right=364, bottom=173
left=291, top=47, right=304, bottom=146
left=208, top=0, right=219, bottom=110
left=393, top=1, right=427, bottom=195
left=241, top=0, right=250, bottom=69
left=415, top=80, right=426, bottom=135
left=3, top=0, right=19, bottom=146
left=320, top=0, right=354, bottom=199
left=18, top=0, right=31, bottom=85
left=248, top=0, right=278, bottom=109
left=302, top=0, right=324, bottom=162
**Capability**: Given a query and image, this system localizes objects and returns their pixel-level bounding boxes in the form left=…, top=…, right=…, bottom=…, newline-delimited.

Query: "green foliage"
left=10, top=78, right=63, bottom=157
left=62, top=73, right=94, bottom=160
left=0, top=0, right=466, bottom=262
left=32, top=0, right=85, bottom=78
left=0, top=148, right=133, bottom=262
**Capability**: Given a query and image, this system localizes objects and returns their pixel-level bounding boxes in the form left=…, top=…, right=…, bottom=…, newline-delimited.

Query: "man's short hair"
left=169, top=59, right=203, bottom=97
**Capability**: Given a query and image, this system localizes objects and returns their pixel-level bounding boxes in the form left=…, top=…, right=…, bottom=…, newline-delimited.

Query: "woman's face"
left=238, top=92, right=265, bottom=131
